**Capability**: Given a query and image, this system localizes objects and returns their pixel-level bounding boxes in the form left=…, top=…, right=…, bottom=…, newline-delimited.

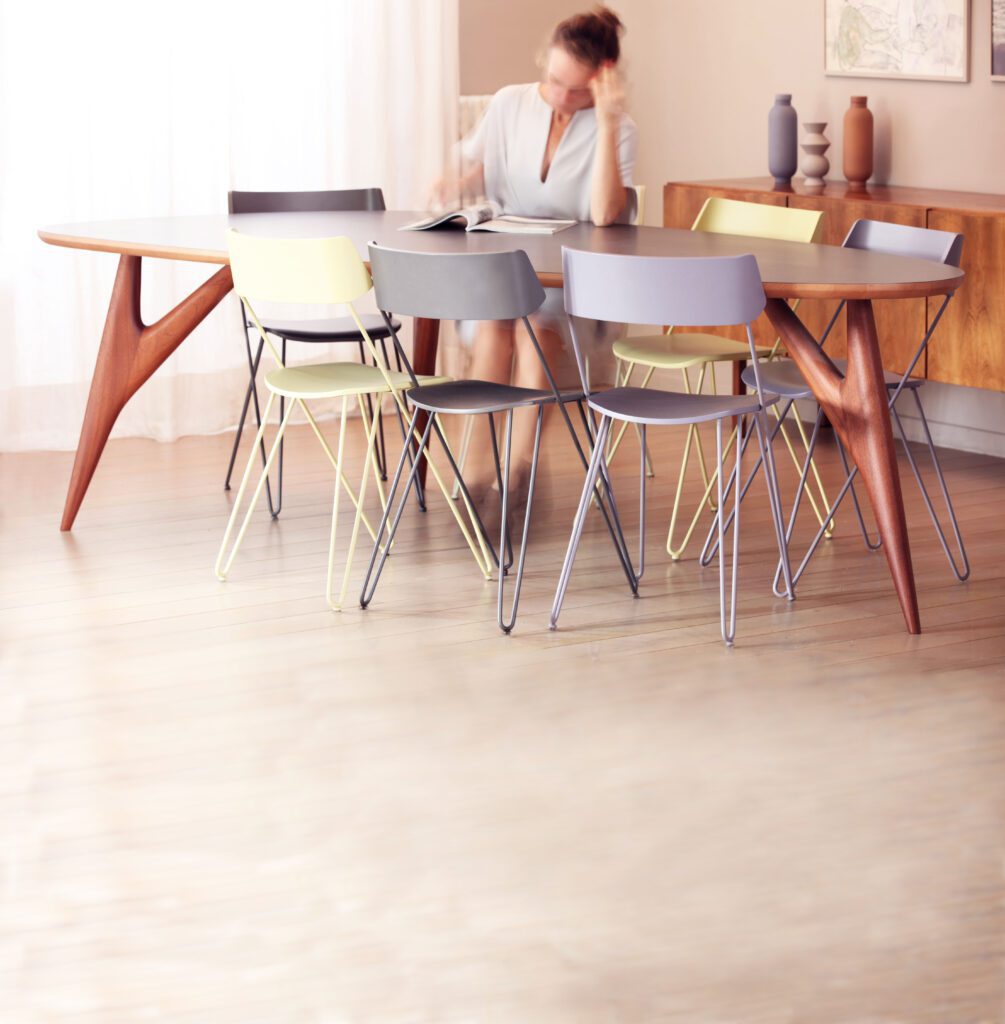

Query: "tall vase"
left=801, top=122, right=830, bottom=187
left=843, top=96, right=874, bottom=188
left=768, top=94, right=798, bottom=188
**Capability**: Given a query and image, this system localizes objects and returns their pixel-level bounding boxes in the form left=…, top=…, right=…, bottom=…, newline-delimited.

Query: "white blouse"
left=460, top=83, right=638, bottom=224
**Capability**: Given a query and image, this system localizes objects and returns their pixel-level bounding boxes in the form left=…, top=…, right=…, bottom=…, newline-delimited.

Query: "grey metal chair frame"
left=706, top=219, right=969, bottom=591
left=224, top=188, right=420, bottom=517
left=358, top=244, right=574, bottom=633
left=549, top=248, right=795, bottom=646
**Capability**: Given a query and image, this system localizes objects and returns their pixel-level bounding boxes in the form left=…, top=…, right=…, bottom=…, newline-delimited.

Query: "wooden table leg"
left=764, top=297, right=920, bottom=635
left=60, top=255, right=234, bottom=531
left=410, top=316, right=440, bottom=490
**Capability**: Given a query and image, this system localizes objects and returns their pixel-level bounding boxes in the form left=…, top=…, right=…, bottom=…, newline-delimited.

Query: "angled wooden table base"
left=60, top=256, right=234, bottom=531
left=765, top=298, right=919, bottom=634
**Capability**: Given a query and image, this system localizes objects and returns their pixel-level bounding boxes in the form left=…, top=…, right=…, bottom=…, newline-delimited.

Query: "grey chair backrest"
left=367, top=244, right=547, bottom=320
left=228, top=188, right=386, bottom=214
left=562, top=248, right=766, bottom=327
left=844, top=218, right=964, bottom=268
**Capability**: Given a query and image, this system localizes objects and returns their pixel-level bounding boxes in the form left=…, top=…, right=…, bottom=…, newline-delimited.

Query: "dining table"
left=38, top=209, right=965, bottom=634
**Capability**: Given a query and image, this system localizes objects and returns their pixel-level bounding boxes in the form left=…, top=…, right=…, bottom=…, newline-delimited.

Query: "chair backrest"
left=631, top=184, right=647, bottom=226
left=368, top=244, right=546, bottom=321
left=228, top=187, right=386, bottom=214
left=843, top=218, right=964, bottom=268
left=693, top=196, right=823, bottom=244
left=562, top=248, right=765, bottom=328
left=228, top=231, right=372, bottom=306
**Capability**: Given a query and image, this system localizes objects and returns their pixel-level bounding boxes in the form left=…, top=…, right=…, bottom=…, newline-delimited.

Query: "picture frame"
left=993, top=0, right=1005, bottom=80
left=824, top=0, right=971, bottom=83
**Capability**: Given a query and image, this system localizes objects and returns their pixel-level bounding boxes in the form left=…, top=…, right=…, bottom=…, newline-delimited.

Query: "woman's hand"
left=590, top=63, right=626, bottom=127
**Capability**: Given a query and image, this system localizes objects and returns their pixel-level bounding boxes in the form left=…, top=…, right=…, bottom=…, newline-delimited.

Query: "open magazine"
left=401, top=202, right=575, bottom=235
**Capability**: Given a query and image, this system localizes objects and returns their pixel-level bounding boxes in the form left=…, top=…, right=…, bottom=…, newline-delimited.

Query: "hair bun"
left=552, top=5, right=624, bottom=67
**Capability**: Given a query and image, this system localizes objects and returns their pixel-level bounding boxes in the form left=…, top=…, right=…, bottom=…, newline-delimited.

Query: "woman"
left=433, top=6, right=638, bottom=500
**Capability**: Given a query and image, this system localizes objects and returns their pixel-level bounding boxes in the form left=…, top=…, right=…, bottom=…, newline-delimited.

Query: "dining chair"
left=225, top=188, right=410, bottom=517
left=215, top=231, right=482, bottom=611
left=359, top=245, right=558, bottom=634
left=550, top=248, right=794, bottom=646
left=606, top=197, right=828, bottom=562
left=716, top=218, right=969, bottom=592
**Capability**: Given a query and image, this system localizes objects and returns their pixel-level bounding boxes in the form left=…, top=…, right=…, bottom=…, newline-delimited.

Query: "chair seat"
left=830, top=358, right=923, bottom=390
left=613, top=332, right=772, bottom=370
left=407, top=380, right=554, bottom=415
left=264, top=362, right=444, bottom=400
left=741, top=358, right=923, bottom=399
left=253, top=314, right=402, bottom=343
left=741, top=360, right=814, bottom=398
left=588, top=386, right=774, bottom=426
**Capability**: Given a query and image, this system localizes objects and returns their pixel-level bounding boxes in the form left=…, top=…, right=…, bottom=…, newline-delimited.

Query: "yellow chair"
left=216, top=231, right=492, bottom=611
left=607, top=196, right=830, bottom=560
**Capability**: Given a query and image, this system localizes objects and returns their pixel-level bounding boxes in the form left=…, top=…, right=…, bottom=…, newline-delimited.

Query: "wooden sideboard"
left=664, top=178, right=1005, bottom=392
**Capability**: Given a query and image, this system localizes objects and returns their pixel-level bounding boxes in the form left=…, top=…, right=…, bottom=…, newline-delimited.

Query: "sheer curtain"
left=0, top=0, right=459, bottom=451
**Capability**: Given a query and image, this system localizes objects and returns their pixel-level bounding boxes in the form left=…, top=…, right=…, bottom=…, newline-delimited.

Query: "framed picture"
left=824, top=0, right=971, bottom=82
left=994, top=0, right=1005, bottom=80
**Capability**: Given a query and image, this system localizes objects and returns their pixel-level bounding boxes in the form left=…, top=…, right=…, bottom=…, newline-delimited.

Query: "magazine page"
left=400, top=202, right=501, bottom=231
left=468, top=215, right=576, bottom=235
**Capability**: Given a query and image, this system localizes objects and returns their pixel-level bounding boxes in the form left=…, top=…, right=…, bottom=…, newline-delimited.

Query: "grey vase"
left=768, top=94, right=798, bottom=188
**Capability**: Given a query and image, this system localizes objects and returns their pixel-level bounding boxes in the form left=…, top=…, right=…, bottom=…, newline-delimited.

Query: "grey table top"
left=39, top=210, right=964, bottom=300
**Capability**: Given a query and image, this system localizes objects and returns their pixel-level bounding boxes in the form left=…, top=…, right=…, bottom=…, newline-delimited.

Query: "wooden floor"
left=2, top=415, right=1004, bottom=1022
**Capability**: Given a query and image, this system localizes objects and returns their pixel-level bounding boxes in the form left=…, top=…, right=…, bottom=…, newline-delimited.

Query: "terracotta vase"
left=843, top=96, right=874, bottom=188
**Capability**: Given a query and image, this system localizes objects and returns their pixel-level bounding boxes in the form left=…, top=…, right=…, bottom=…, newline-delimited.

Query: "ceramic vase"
left=800, top=122, right=830, bottom=187
left=768, top=94, right=798, bottom=188
left=843, top=96, right=874, bottom=188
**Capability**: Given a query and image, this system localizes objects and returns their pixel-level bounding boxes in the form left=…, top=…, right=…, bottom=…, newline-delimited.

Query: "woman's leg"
left=462, top=319, right=516, bottom=491
left=511, top=317, right=568, bottom=485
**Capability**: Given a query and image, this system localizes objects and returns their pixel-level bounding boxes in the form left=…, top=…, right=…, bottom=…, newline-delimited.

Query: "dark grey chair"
left=225, top=188, right=408, bottom=517
left=716, top=218, right=969, bottom=593
left=358, top=245, right=559, bottom=634
left=550, top=248, right=793, bottom=646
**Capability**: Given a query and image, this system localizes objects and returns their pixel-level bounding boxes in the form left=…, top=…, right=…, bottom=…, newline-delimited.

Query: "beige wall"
left=460, top=0, right=581, bottom=94
left=618, top=0, right=1005, bottom=215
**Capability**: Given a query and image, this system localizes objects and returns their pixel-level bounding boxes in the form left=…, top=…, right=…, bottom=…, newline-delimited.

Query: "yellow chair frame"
left=607, top=196, right=835, bottom=560
left=216, top=232, right=493, bottom=611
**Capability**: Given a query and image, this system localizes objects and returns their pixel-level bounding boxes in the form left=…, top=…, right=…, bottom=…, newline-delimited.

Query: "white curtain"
left=0, top=0, right=459, bottom=451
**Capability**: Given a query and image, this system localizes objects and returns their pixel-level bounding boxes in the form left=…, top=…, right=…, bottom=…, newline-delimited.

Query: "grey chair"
left=549, top=249, right=794, bottom=646
left=358, top=245, right=557, bottom=633
left=717, top=218, right=969, bottom=592
left=225, top=188, right=410, bottom=517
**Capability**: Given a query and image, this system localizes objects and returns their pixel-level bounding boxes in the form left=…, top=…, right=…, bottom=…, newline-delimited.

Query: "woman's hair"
left=550, top=6, right=624, bottom=67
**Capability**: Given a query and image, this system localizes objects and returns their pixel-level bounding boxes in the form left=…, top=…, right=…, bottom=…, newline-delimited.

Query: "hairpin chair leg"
left=329, top=398, right=385, bottom=611
left=215, top=392, right=295, bottom=581
left=225, top=332, right=282, bottom=518
left=273, top=339, right=287, bottom=518
left=488, top=413, right=514, bottom=573
left=755, top=410, right=794, bottom=601
left=356, top=395, right=388, bottom=514
left=606, top=360, right=656, bottom=477
left=520, top=316, right=638, bottom=593
left=716, top=417, right=742, bottom=645
left=836, top=436, right=882, bottom=551
left=498, top=406, right=544, bottom=633
left=549, top=416, right=614, bottom=630
left=895, top=393, right=970, bottom=581
left=359, top=410, right=437, bottom=610
left=223, top=334, right=263, bottom=491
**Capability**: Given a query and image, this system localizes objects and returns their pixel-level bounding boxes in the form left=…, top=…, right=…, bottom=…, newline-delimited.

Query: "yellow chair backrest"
left=693, top=196, right=823, bottom=244
left=632, top=184, right=647, bottom=226
left=227, top=230, right=372, bottom=305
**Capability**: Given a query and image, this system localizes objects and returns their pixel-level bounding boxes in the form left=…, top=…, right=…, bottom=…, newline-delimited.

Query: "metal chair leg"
left=715, top=417, right=742, bottom=646
left=359, top=410, right=436, bottom=609
left=488, top=412, right=514, bottom=573
left=896, top=392, right=970, bottom=581
left=549, top=416, right=613, bottom=630
left=498, top=406, right=544, bottom=633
